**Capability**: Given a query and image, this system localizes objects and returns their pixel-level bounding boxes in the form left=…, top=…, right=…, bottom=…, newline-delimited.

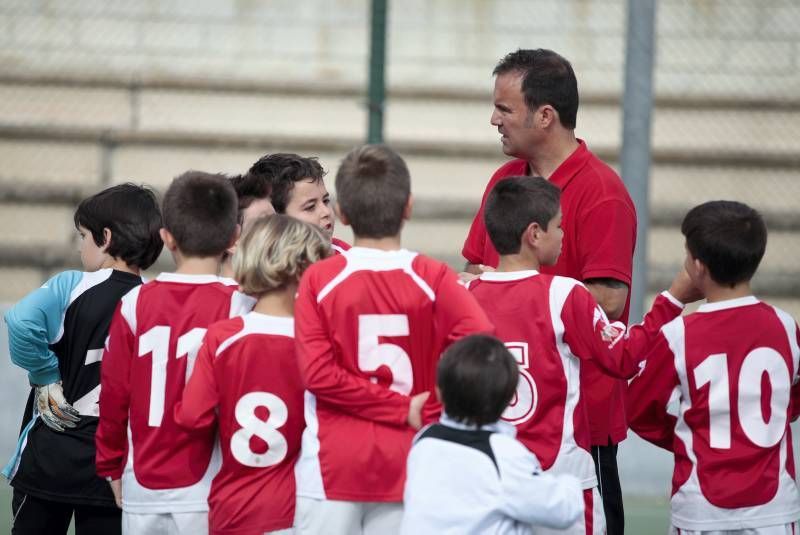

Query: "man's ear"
left=159, top=228, right=177, bottom=252
left=334, top=202, right=350, bottom=226
left=538, top=105, right=558, bottom=129
left=402, top=194, right=414, bottom=221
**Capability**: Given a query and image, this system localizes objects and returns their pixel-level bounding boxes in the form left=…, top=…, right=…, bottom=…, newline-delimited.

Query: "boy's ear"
left=524, top=221, right=543, bottom=247
left=159, top=228, right=178, bottom=252
left=334, top=202, right=350, bottom=226
left=227, top=224, right=241, bottom=249
left=101, top=227, right=113, bottom=252
left=402, top=195, right=414, bottom=221
left=434, top=386, right=443, bottom=404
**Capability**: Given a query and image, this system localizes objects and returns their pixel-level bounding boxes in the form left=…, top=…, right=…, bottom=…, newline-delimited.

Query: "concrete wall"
left=1, top=0, right=797, bottom=98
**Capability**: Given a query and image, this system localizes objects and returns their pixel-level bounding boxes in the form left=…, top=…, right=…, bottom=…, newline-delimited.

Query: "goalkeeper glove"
left=35, top=382, right=80, bottom=431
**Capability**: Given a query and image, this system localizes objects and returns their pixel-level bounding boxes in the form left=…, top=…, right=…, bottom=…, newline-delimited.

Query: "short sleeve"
left=577, top=199, right=636, bottom=285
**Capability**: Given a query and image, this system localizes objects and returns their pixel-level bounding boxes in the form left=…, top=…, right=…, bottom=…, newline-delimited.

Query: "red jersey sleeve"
left=462, top=200, right=489, bottom=266
left=96, top=299, right=135, bottom=479
left=626, top=331, right=680, bottom=451
left=295, top=271, right=411, bottom=427
left=562, top=287, right=683, bottom=379
left=577, top=199, right=636, bottom=285
left=173, top=330, right=220, bottom=434
left=791, top=324, right=800, bottom=422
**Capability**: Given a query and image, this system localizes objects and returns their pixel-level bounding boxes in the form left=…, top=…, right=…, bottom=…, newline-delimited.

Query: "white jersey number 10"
left=694, top=347, right=791, bottom=449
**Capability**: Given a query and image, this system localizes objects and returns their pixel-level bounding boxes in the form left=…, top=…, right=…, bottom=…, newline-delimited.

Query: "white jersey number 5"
left=358, top=314, right=413, bottom=395
left=501, top=342, right=538, bottom=425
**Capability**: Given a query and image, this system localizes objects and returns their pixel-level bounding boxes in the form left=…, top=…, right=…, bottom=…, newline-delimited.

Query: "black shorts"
left=11, top=489, right=121, bottom=535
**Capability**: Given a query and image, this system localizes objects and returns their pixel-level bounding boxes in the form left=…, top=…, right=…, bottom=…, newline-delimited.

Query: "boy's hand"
left=668, top=267, right=704, bottom=304
left=35, top=382, right=80, bottom=431
left=108, top=478, right=122, bottom=508
left=407, top=391, right=431, bottom=430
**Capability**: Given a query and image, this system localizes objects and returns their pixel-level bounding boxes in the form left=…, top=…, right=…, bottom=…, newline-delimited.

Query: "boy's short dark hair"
left=335, top=144, right=410, bottom=239
left=73, top=183, right=163, bottom=270
left=230, top=172, right=271, bottom=221
left=437, top=335, right=518, bottom=427
left=494, top=49, right=579, bottom=129
left=484, top=176, right=561, bottom=255
left=247, top=153, right=325, bottom=214
left=681, top=200, right=767, bottom=287
left=162, top=171, right=238, bottom=257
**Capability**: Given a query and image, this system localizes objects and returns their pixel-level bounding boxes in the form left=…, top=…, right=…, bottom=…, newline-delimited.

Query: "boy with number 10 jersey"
left=96, top=172, right=253, bottom=534
left=293, top=146, right=492, bottom=534
left=628, top=201, right=800, bottom=534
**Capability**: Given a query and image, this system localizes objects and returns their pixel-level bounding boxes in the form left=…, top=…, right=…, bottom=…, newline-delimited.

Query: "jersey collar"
left=479, top=270, right=539, bottom=282
left=696, top=295, right=759, bottom=313
left=440, top=413, right=516, bottom=437
left=156, top=272, right=225, bottom=285
left=546, top=138, right=591, bottom=191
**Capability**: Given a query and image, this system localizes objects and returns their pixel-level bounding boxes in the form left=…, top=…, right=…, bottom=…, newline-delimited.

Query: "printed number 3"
left=358, top=314, right=413, bottom=395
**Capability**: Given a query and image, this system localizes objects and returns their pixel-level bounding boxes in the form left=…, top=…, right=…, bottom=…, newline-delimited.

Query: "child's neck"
left=174, top=255, right=223, bottom=276
left=703, top=280, right=753, bottom=303
left=353, top=235, right=402, bottom=251
left=99, top=257, right=140, bottom=276
left=496, top=253, right=541, bottom=273
left=253, top=285, right=296, bottom=317
left=219, top=259, right=234, bottom=279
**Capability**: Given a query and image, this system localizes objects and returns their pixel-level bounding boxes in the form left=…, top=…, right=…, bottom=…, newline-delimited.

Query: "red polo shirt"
left=462, top=140, right=637, bottom=445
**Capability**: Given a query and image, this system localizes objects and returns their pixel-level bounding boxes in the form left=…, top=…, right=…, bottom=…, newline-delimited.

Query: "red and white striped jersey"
left=331, top=237, right=351, bottom=255
left=174, top=312, right=304, bottom=534
left=294, top=247, right=493, bottom=502
left=628, top=296, right=800, bottom=531
left=96, top=273, right=254, bottom=513
left=467, top=270, right=682, bottom=489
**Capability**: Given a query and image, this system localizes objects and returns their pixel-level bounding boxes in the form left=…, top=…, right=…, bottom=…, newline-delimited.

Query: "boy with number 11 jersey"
left=96, top=172, right=253, bottom=535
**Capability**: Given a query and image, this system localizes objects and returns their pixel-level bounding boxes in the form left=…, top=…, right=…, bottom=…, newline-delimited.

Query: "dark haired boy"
left=248, top=152, right=350, bottom=253
left=293, top=144, right=493, bottom=534
left=219, top=172, right=275, bottom=280
left=4, top=183, right=163, bottom=535
left=628, top=201, right=800, bottom=534
left=96, top=171, right=254, bottom=534
left=467, top=176, right=697, bottom=535
left=461, top=49, right=637, bottom=533
left=401, top=334, right=583, bottom=534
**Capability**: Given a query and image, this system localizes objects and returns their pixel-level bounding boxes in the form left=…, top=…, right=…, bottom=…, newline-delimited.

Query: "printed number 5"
left=502, top=342, right=538, bottom=425
left=358, top=315, right=413, bottom=395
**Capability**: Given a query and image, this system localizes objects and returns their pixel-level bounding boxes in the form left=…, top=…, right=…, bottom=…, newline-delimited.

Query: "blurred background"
left=0, top=0, right=798, bottom=531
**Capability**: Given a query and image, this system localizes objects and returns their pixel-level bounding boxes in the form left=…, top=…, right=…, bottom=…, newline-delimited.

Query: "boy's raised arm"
left=626, top=331, right=680, bottom=451
left=294, top=273, right=411, bottom=427
left=96, top=293, right=137, bottom=479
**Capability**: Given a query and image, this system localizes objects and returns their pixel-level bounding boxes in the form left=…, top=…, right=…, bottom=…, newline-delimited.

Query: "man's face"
left=491, top=73, right=540, bottom=160
left=284, top=178, right=334, bottom=238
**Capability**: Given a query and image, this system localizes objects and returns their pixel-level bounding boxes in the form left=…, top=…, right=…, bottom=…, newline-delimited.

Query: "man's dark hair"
left=162, top=171, right=238, bottom=257
left=335, top=144, right=410, bottom=239
left=437, top=335, right=518, bottom=427
left=494, top=48, right=579, bottom=129
left=73, top=183, right=163, bottom=270
left=681, top=200, right=767, bottom=288
left=484, top=176, right=561, bottom=255
left=230, top=172, right=271, bottom=221
left=247, top=153, right=325, bottom=214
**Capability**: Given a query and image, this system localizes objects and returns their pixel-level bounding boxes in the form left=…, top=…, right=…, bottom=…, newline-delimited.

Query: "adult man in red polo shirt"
left=462, top=49, right=636, bottom=535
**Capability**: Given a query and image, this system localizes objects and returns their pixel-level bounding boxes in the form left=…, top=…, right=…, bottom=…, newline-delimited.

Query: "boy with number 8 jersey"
left=96, top=172, right=254, bottom=535
left=466, top=177, right=699, bottom=535
left=175, top=215, right=330, bottom=535
left=293, top=144, right=493, bottom=534
left=627, top=201, right=800, bottom=534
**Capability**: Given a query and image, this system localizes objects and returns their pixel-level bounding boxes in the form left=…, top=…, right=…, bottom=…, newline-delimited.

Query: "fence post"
left=621, top=0, right=657, bottom=322
left=367, top=0, right=388, bottom=144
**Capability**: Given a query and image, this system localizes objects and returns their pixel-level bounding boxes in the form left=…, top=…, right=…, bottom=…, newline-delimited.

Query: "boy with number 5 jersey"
left=175, top=215, right=330, bottom=535
left=293, top=145, right=493, bottom=534
left=96, top=172, right=254, bottom=535
left=627, top=201, right=800, bottom=535
left=466, top=177, right=699, bottom=535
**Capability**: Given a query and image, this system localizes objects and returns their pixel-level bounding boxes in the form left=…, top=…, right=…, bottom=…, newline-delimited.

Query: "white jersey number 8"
left=231, top=392, right=289, bottom=468
left=694, top=347, right=791, bottom=449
